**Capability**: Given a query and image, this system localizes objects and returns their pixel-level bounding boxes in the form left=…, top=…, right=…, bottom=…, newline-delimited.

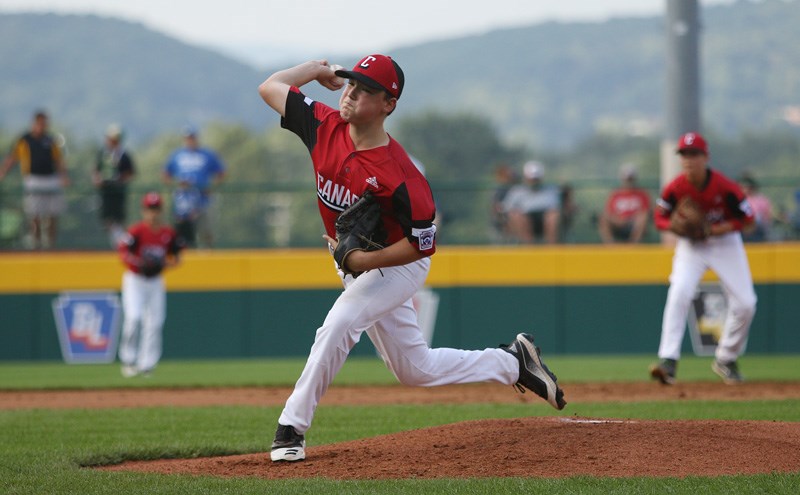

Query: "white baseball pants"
left=658, top=232, right=757, bottom=363
left=118, top=271, right=166, bottom=372
left=278, top=257, right=519, bottom=434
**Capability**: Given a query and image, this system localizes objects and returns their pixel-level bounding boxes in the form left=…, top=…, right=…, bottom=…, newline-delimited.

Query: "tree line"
left=1, top=113, right=799, bottom=250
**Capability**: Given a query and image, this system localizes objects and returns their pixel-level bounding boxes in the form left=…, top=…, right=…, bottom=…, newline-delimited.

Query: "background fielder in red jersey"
left=258, top=54, right=565, bottom=462
left=649, top=132, right=756, bottom=386
left=117, top=192, right=183, bottom=378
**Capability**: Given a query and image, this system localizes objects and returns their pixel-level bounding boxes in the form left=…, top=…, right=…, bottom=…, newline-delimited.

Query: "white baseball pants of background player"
left=658, top=232, right=757, bottom=364
left=278, top=257, right=520, bottom=434
left=118, top=271, right=166, bottom=372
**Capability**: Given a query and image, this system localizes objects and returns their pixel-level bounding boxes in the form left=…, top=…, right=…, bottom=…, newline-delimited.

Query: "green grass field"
left=1, top=355, right=799, bottom=494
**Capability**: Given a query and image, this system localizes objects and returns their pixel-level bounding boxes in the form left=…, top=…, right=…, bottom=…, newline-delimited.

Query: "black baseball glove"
left=139, top=251, right=166, bottom=278
left=332, top=192, right=386, bottom=278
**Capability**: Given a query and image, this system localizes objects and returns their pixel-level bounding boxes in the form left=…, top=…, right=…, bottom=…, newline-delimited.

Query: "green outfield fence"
left=2, top=244, right=799, bottom=361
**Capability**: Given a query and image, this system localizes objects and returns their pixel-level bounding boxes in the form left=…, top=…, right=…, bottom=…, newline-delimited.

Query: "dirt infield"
left=4, top=380, right=800, bottom=409
left=5, top=381, right=800, bottom=479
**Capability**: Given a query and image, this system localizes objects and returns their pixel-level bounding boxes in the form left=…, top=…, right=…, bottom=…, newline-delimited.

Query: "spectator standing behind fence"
left=738, top=173, right=772, bottom=242
left=162, top=126, right=225, bottom=248
left=598, top=164, right=651, bottom=244
left=93, top=123, right=135, bottom=247
left=0, top=110, right=70, bottom=250
left=171, top=179, right=203, bottom=247
left=502, top=161, right=561, bottom=244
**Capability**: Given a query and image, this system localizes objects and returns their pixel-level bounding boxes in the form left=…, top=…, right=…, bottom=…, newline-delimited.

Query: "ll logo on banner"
left=52, top=292, right=121, bottom=363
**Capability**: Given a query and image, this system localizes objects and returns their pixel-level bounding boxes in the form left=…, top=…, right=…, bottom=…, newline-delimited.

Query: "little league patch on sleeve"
left=413, top=226, right=436, bottom=251
left=52, top=292, right=122, bottom=363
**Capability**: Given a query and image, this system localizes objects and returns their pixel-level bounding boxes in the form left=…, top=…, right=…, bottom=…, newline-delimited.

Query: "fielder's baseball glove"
left=139, top=250, right=166, bottom=278
left=671, top=196, right=710, bottom=241
left=333, top=191, right=386, bottom=278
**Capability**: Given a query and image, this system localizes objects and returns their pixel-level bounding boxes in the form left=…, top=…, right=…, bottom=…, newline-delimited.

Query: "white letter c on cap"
left=360, top=56, right=377, bottom=69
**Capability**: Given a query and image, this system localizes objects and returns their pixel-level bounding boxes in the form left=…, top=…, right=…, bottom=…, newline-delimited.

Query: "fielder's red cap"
left=676, top=132, right=708, bottom=154
left=142, top=192, right=162, bottom=209
left=335, top=54, right=404, bottom=99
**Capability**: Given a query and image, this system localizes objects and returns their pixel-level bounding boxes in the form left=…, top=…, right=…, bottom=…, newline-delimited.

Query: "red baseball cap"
left=142, top=192, right=162, bottom=209
left=676, top=132, right=708, bottom=154
left=335, top=54, right=404, bottom=99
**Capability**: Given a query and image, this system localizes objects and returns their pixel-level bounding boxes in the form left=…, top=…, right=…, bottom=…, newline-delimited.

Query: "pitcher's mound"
left=102, top=417, right=800, bottom=479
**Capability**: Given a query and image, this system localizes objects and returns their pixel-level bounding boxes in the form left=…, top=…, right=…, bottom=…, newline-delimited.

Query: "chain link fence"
left=1, top=179, right=798, bottom=251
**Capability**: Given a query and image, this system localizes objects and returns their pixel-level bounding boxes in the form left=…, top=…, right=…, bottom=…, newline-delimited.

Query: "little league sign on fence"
left=688, top=282, right=735, bottom=357
left=52, top=292, right=121, bottom=363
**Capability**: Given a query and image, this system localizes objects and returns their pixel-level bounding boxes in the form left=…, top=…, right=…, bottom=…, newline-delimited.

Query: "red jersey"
left=605, top=188, right=651, bottom=220
left=118, top=221, right=183, bottom=276
left=654, top=168, right=754, bottom=232
left=281, top=87, right=437, bottom=256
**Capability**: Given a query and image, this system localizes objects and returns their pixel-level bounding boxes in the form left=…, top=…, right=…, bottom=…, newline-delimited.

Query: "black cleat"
left=649, top=358, right=677, bottom=385
left=502, top=333, right=566, bottom=410
left=270, top=424, right=306, bottom=462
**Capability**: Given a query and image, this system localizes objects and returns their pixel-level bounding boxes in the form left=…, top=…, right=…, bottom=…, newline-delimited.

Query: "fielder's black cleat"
left=502, top=333, right=566, bottom=410
left=270, top=424, right=306, bottom=462
left=649, top=358, right=677, bottom=385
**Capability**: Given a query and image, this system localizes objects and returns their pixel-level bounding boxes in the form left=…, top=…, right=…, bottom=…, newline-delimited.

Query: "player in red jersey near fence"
left=117, top=192, right=184, bottom=378
left=649, top=132, right=756, bottom=386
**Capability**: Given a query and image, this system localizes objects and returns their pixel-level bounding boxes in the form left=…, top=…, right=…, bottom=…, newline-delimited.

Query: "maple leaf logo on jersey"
left=365, top=177, right=379, bottom=189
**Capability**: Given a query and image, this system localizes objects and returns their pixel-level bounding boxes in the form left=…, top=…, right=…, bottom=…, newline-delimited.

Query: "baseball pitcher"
left=258, top=54, right=566, bottom=462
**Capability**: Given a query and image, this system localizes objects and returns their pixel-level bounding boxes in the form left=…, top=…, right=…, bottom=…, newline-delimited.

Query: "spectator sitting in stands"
left=502, top=161, right=561, bottom=244
left=598, top=164, right=651, bottom=244
left=738, top=172, right=773, bottom=242
left=490, top=163, right=518, bottom=243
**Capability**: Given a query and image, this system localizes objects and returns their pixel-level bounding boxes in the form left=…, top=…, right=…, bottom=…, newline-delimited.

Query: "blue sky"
left=0, top=0, right=733, bottom=66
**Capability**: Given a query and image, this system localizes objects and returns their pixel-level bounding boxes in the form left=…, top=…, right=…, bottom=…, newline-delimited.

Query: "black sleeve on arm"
left=392, top=181, right=437, bottom=253
left=280, top=89, right=320, bottom=152
left=126, top=234, right=139, bottom=253
left=169, top=235, right=185, bottom=256
left=725, top=192, right=747, bottom=219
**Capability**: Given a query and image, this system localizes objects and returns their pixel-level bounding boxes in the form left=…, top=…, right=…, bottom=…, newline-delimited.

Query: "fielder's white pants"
left=118, top=271, right=166, bottom=372
left=278, top=257, right=519, bottom=434
left=658, top=232, right=757, bottom=363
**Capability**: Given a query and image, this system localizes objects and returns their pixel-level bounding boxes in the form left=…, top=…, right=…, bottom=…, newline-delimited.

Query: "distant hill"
left=2, top=0, right=800, bottom=148
left=0, top=13, right=274, bottom=144
left=384, top=0, right=800, bottom=148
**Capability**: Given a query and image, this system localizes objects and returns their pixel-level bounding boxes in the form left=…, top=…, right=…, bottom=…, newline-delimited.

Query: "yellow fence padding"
left=1, top=243, right=798, bottom=294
